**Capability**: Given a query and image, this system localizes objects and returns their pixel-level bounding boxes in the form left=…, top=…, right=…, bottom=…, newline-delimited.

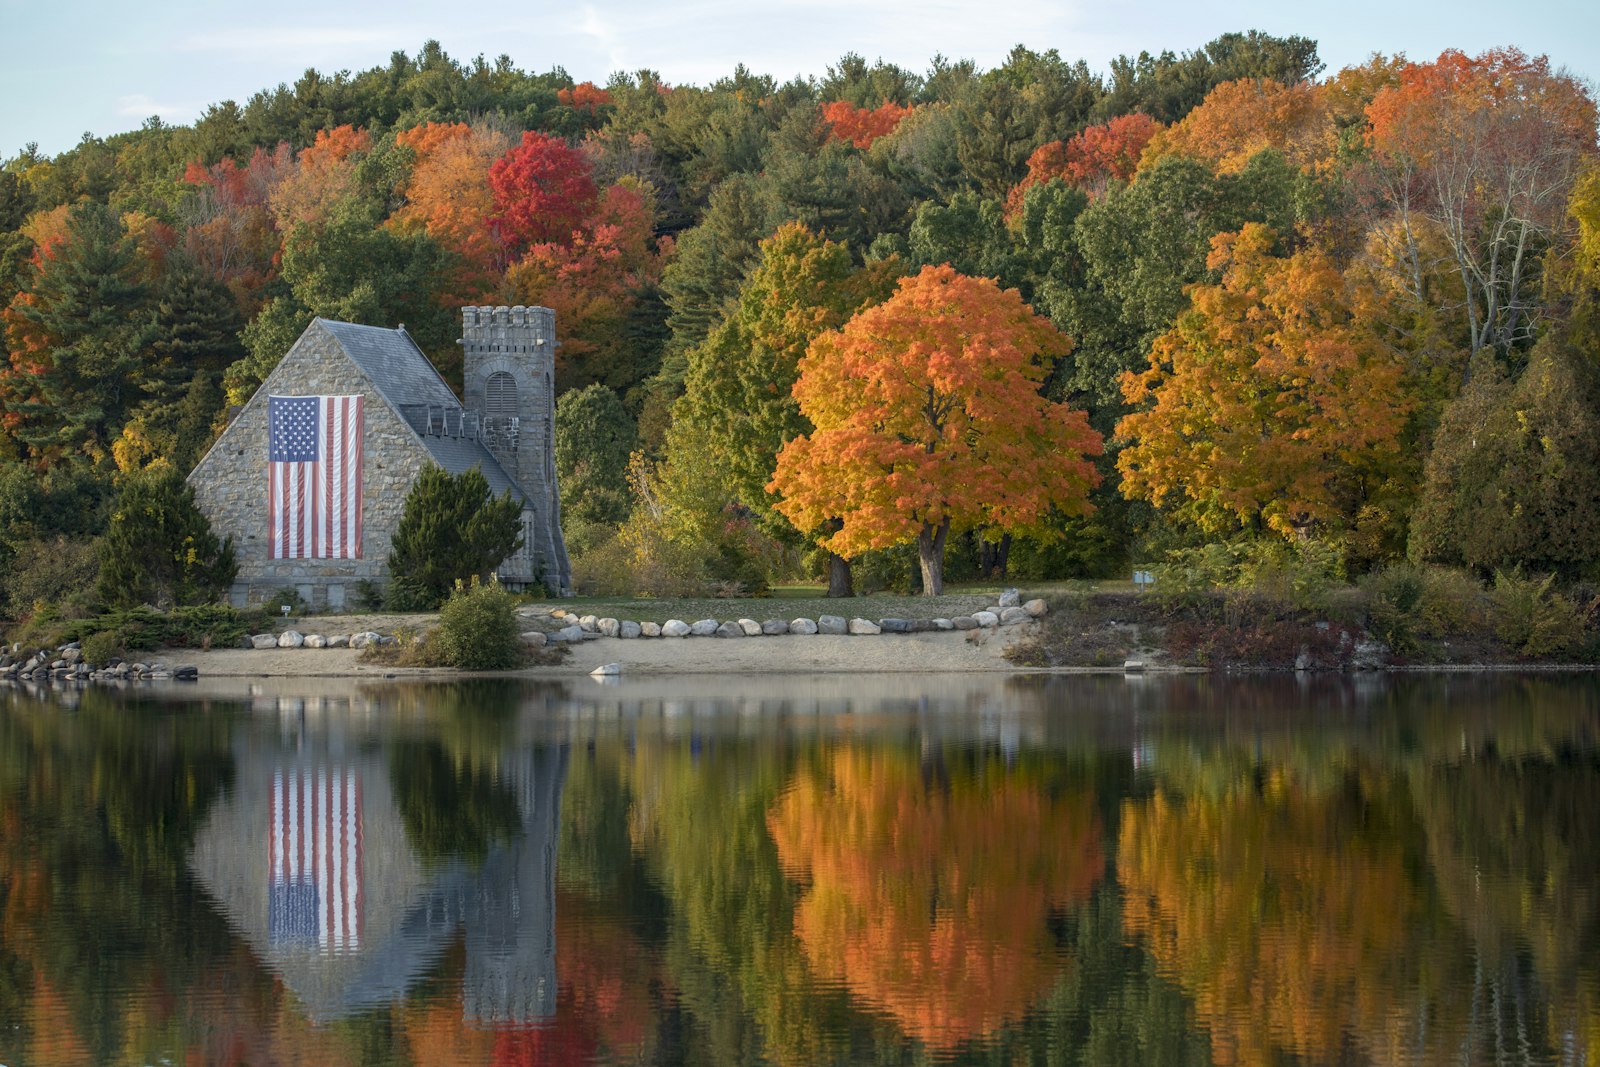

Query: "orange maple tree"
left=267, top=125, right=371, bottom=233
left=558, top=81, right=613, bottom=112
left=768, top=748, right=1103, bottom=1050
left=820, top=100, right=914, bottom=149
left=1005, top=113, right=1162, bottom=216
left=391, top=122, right=510, bottom=295
left=1116, top=224, right=1410, bottom=537
left=769, top=265, right=1102, bottom=594
left=1140, top=78, right=1334, bottom=175
left=501, top=178, right=668, bottom=391
left=181, top=144, right=292, bottom=313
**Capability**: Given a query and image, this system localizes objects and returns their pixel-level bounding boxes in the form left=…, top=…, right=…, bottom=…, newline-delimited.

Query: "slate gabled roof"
left=316, top=319, right=526, bottom=504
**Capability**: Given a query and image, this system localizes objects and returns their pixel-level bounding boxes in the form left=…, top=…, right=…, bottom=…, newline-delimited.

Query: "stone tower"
left=461, top=305, right=571, bottom=593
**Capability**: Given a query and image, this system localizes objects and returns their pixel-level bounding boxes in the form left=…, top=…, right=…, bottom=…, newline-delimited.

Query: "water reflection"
left=1, top=674, right=1598, bottom=1065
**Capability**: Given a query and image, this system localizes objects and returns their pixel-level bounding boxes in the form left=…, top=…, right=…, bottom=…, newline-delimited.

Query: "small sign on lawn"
left=1132, top=570, right=1155, bottom=591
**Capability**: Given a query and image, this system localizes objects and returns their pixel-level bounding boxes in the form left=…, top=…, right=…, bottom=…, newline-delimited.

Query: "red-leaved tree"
left=488, top=131, right=599, bottom=257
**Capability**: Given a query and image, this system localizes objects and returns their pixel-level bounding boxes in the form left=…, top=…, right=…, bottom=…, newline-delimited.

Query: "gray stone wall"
left=188, top=321, right=439, bottom=609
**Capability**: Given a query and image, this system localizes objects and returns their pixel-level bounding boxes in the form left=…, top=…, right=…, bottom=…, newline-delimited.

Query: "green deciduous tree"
left=1409, top=339, right=1600, bottom=575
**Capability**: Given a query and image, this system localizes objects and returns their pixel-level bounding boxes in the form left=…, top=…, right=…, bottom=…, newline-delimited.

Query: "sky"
left=3, top=0, right=1597, bottom=159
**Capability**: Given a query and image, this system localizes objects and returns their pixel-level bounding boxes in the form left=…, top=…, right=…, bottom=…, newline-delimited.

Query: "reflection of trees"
left=0, top=690, right=240, bottom=1063
left=768, top=746, right=1105, bottom=1050
left=1412, top=750, right=1600, bottom=1063
left=624, top=739, right=868, bottom=1066
left=1118, top=768, right=1441, bottom=1066
left=389, top=739, right=525, bottom=867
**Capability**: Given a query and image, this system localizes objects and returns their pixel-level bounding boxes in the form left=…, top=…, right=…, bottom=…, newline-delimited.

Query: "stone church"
left=189, top=305, right=571, bottom=609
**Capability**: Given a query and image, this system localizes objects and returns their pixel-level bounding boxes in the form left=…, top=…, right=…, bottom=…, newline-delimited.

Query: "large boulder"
left=789, top=618, right=819, bottom=635
left=878, top=618, right=913, bottom=634
left=578, top=614, right=600, bottom=633
left=327, top=634, right=351, bottom=648
left=817, top=614, right=847, bottom=635
left=303, top=634, right=328, bottom=649
left=848, top=618, right=881, bottom=635
left=598, top=617, right=621, bottom=637
left=738, top=618, right=763, bottom=636
left=999, top=606, right=1031, bottom=626
left=619, top=620, right=642, bottom=639
left=998, top=588, right=1021, bottom=608
left=690, top=618, right=720, bottom=636
left=952, top=616, right=979, bottom=631
left=662, top=619, right=692, bottom=638
left=761, top=619, right=789, bottom=635
left=640, top=621, right=662, bottom=637
left=520, top=631, right=549, bottom=648
left=251, top=634, right=279, bottom=650
left=277, top=631, right=305, bottom=649
left=715, top=621, right=745, bottom=638
left=1024, top=598, right=1048, bottom=618
left=973, top=610, right=1000, bottom=628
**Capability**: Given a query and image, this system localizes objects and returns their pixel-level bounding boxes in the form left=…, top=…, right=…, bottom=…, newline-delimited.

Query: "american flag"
left=268, top=394, right=364, bottom=559
left=268, top=767, right=364, bottom=951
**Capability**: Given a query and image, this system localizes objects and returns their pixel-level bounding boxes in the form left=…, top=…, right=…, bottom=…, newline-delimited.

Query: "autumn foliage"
left=1117, top=224, right=1410, bottom=536
left=1141, top=78, right=1334, bottom=174
left=488, top=131, right=600, bottom=254
left=769, top=748, right=1103, bottom=1048
left=1119, top=774, right=1425, bottom=1067
left=770, top=265, right=1102, bottom=593
left=1006, top=113, right=1162, bottom=215
left=820, top=100, right=914, bottom=148
left=392, top=123, right=511, bottom=295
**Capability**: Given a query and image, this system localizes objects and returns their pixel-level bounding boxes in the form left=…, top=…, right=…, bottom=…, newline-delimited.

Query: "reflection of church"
left=189, top=735, right=568, bottom=1023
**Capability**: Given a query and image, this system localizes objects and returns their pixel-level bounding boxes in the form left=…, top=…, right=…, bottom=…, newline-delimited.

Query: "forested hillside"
left=2, top=32, right=1598, bottom=615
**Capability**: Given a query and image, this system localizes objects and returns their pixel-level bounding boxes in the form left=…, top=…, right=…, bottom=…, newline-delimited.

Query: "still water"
left=1, top=672, right=1597, bottom=1066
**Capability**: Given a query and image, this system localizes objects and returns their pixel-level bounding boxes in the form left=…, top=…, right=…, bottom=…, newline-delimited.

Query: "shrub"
left=79, top=629, right=125, bottom=666
left=434, top=578, right=523, bottom=670
left=1359, top=562, right=1428, bottom=654
left=1490, top=571, right=1585, bottom=658
left=54, top=605, right=265, bottom=652
left=263, top=587, right=308, bottom=616
left=388, top=465, right=524, bottom=610
left=0, top=536, right=100, bottom=620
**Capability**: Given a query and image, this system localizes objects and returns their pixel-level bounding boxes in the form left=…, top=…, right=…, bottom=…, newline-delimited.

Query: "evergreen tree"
left=96, top=464, right=236, bottom=608
left=1, top=201, right=153, bottom=468
left=386, top=464, right=524, bottom=609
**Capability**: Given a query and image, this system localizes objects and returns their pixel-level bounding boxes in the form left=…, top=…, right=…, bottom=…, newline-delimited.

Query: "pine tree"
left=97, top=465, right=236, bottom=608
left=386, top=465, right=525, bottom=609
left=2, top=202, right=153, bottom=468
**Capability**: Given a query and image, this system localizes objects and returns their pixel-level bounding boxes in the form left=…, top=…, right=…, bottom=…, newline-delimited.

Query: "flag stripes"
left=268, top=767, right=364, bottom=952
left=267, top=394, right=364, bottom=559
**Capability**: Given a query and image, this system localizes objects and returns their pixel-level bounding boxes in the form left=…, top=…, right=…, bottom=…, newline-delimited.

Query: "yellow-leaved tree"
left=1116, top=223, right=1411, bottom=538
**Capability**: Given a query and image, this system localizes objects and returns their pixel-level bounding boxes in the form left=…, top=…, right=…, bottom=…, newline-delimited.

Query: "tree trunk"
left=979, top=533, right=1013, bottom=578
left=917, top=519, right=950, bottom=596
left=826, top=551, right=854, bottom=598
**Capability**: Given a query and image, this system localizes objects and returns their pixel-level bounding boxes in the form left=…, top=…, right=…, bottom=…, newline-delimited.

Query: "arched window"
left=486, top=372, right=518, bottom=419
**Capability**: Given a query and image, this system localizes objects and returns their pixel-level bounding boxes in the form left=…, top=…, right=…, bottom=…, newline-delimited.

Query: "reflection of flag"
left=267, top=394, right=364, bottom=559
left=268, top=768, right=364, bottom=951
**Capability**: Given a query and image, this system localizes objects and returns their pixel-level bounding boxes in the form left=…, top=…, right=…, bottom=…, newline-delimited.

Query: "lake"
left=2, top=672, right=1597, bottom=1066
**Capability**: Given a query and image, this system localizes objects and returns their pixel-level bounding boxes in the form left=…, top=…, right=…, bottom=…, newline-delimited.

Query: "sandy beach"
left=159, top=621, right=1037, bottom=678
